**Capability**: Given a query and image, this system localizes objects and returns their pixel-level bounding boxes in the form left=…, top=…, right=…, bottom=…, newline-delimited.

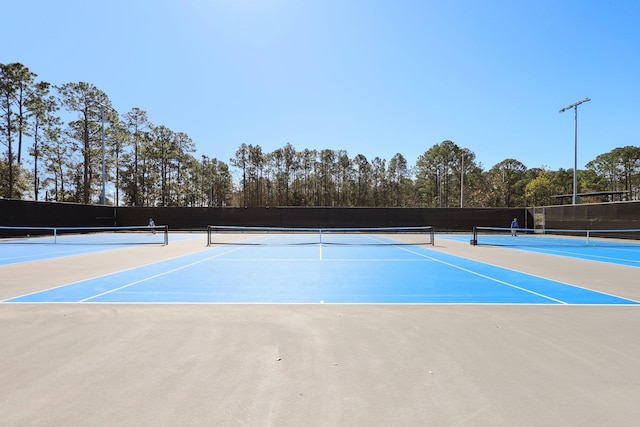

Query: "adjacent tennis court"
left=440, top=227, right=640, bottom=268
left=3, top=227, right=638, bottom=305
left=0, top=226, right=200, bottom=266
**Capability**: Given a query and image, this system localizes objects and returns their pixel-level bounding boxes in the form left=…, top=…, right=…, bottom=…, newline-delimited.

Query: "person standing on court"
left=148, top=217, right=156, bottom=234
left=510, top=218, right=519, bottom=236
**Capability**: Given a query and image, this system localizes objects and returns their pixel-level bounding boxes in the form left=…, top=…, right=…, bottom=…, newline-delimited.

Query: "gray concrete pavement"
left=1, top=237, right=639, bottom=426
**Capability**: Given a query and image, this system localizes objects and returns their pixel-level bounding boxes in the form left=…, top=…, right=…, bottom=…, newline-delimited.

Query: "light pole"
left=559, top=97, right=590, bottom=205
left=460, top=152, right=464, bottom=208
left=100, top=104, right=106, bottom=204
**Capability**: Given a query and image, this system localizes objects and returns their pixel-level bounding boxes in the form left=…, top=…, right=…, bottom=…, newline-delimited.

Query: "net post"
left=430, top=226, right=435, bottom=246
left=163, top=225, right=169, bottom=245
left=470, top=227, right=478, bottom=246
left=54, top=227, right=57, bottom=244
left=206, top=225, right=211, bottom=246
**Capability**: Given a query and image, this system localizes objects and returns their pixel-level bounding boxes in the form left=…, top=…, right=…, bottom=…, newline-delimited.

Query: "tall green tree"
left=206, top=156, right=233, bottom=207
left=38, top=124, right=72, bottom=201
left=370, top=157, right=388, bottom=206
left=525, top=168, right=559, bottom=206
left=458, top=149, right=482, bottom=207
left=57, top=82, right=115, bottom=204
left=335, top=150, right=354, bottom=206
left=107, top=120, right=130, bottom=205
left=25, top=81, right=60, bottom=200
left=416, top=140, right=466, bottom=207
left=353, top=154, right=372, bottom=206
left=0, top=63, right=36, bottom=198
left=121, top=108, right=150, bottom=205
left=248, top=144, right=265, bottom=206
left=231, top=143, right=250, bottom=206
left=148, top=125, right=175, bottom=206
left=317, top=149, right=336, bottom=206
left=388, top=153, right=411, bottom=206
left=298, top=148, right=317, bottom=206
left=267, top=144, right=298, bottom=206
left=587, top=146, right=640, bottom=200
left=487, top=159, right=527, bottom=207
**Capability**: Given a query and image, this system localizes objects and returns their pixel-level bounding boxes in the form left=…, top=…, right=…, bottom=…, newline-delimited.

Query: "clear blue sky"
left=4, top=0, right=639, bottom=174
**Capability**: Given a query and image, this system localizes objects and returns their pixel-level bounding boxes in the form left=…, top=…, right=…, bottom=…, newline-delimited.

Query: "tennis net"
left=471, top=226, right=640, bottom=247
left=206, top=225, right=435, bottom=246
left=0, top=225, right=169, bottom=245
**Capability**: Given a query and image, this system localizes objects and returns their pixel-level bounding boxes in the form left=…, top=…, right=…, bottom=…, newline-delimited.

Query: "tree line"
left=2, top=62, right=639, bottom=208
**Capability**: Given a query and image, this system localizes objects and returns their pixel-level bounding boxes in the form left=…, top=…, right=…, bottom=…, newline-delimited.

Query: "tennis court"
left=440, top=227, right=640, bottom=268
left=2, top=226, right=640, bottom=426
left=2, top=227, right=637, bottom=305
left=0, top=225, right=181, bottom=266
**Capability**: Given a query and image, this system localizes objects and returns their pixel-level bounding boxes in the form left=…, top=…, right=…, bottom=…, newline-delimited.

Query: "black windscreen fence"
left=2, top=199, right=639, bottom=232
left=113, top=206, right=525, bottom=231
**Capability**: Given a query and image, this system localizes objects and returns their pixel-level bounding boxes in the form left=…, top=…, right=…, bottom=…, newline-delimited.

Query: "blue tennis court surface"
left=4, top=240, right=638, bottom=305
left=438, top=233, right=640, bottom=268
left=0, top=233, right=201, bottom=266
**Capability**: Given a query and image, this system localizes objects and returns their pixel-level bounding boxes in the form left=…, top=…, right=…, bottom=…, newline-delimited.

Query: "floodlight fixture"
left=559, top=97, right=590, bottom=113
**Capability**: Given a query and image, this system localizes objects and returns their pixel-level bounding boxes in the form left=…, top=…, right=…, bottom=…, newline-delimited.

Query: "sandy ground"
left=1, top=236, right=639, bottom=426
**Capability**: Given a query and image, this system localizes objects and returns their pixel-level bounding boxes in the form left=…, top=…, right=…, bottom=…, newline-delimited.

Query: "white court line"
left=0, top=246, right=112, bottom=264
left=2, top=246, right=242, bottom=302
left=519, top=246, right=640, bottom=264
left=207, top=258, right=433, bottom=262
left=79, top=246, right=246, bottom=302
left=316, top=237, right=562, bottom=302
left=401, top=245, right=640, bottom=305
left=1, top=251, right=183, bottom=301
left=79, top=238, right=431, bottom=301
left=393, top=245, right=569, bottom=304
